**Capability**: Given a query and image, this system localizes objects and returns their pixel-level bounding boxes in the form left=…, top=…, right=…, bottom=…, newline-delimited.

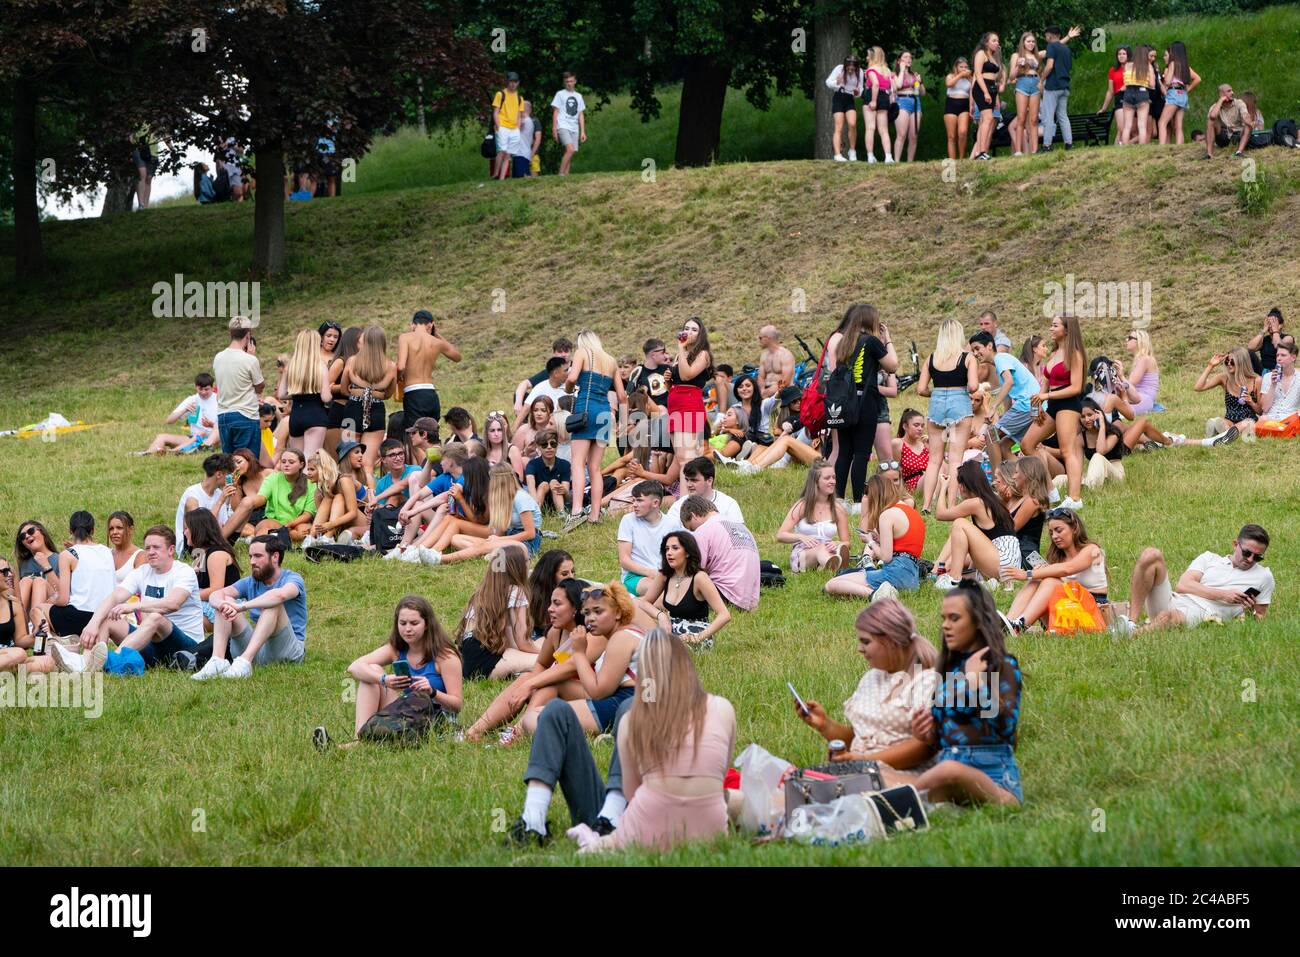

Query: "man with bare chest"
left=397, top=309, right=461, bottom=424
left=758, top=324, right=796, bottom=398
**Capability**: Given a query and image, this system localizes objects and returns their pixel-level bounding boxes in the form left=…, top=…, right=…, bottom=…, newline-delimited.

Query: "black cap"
left=506, top=71, right=520, bottom=82
left=778, top=385, right=802, bottom=406
left=412, top=309, right=434, bottom=325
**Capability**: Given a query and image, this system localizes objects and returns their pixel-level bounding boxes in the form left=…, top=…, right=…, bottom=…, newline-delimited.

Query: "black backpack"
left=304, top=543, right=365, bottom=563
left=822, top=336, right=867, bottom=430
left=1272, top=118, right=1297, bottom=149
left=759, top=560, right=786, bottom=588
left=369, top=506, right=404, bottom=555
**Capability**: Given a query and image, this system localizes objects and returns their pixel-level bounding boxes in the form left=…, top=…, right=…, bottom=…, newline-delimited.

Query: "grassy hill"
left=1, top=132, right=1299, bottom=863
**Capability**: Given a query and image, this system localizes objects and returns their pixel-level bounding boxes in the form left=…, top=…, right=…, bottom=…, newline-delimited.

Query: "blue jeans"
left=1042, top=88, right=1071, bottom=146
left=218, top=412, right=259, bottom=456
left=131, top=622, right=199, bottom=668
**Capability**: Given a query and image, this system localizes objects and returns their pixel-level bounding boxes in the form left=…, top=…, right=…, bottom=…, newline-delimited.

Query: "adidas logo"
left=828, top=403, right=842, bottom=419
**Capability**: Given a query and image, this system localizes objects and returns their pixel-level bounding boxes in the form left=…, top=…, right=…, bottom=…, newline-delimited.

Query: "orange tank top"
left=890, top=502, right=926, bottom=558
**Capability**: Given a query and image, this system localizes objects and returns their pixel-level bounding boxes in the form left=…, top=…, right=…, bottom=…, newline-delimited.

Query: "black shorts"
left=1121, top=87, right=1150, bottom=107
left=49, top=605, right=94, bottom=638
left=1047, top=395, right=1084, bottom=418
left=289, top=395, right=330, bottom=437
left=328, top=401, right=348, bottom=429
left=972, top=84, right=995, bottom=111
left=344, top=398, right=386, bottom=434
left=869, top=90, right=891, bottom=111
left=460, top=633, right=502, bottom=681
left=945, top=97, right=970, bottom=116
left=403, top=387, right=441, bottom=423
left=1214, top=129, right=1236, bottom=148
left=831, top=90, right=856, bottom=114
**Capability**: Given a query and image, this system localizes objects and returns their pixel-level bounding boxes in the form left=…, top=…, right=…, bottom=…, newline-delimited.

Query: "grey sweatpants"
left=1042, top=89, right=1072, bottom=146
left=522, top=696, right=633, bottom=827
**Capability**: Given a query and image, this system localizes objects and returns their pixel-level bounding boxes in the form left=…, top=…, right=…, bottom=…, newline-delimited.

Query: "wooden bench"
left=989, top=108, right=1115, bottom=151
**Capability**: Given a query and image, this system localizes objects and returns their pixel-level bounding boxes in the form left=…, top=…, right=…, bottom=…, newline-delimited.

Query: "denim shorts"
left=1165, top=88, right=1188, bottom=109
left=897, top=95, right=920, bottom=114
left=927, top=387, right=973, bottom=426
left=996, top=404, right=1034, bottom=442
left=1122, top=87, right=1150, bottom=106
left=864, top=552, right=921, bottom=592
left=1015, top=76, right=1040, bottom=97
left=507, top=526, right=542, bottom=557
left=943, top=743, right=1023, bottom=803
left=589, top=684, right=634, bottom=732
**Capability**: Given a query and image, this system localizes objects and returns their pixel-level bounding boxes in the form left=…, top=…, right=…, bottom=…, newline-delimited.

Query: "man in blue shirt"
left=192, top=535, right=306, bottom=680
left=524, top=427, right=572, bottom=513
left=1041, top=25, right=1082, bottom=151
left=372, top=439, right=421, bottom=510
left=970, top=332, right=1039, bottom=467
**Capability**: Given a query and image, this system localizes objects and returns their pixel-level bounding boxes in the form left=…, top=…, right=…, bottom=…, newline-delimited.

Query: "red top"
left=1046, top=360, right=1071, bottom=390
left=890, top=502, right=926, bottom=558
left=1108, top=66, right=1125, bottom=93
left=899, top=442, right=928, bottom=491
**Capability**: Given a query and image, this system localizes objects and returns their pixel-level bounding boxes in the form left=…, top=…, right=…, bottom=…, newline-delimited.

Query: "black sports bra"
left=664, top=573, right=711, bottom=622
left=929, top=352, right=970, bottom=389
left=0, top=599, right=15, bottom=648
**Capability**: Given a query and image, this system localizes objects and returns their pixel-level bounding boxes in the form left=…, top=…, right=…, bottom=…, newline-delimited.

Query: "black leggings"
left=834, top=413, right=878, bottom=502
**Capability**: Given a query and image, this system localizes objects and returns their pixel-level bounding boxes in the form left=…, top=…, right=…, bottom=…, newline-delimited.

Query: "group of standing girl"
left=824, top=48, right=926, bottom=164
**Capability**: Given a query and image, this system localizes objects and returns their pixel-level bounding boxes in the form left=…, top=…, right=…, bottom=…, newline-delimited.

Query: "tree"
left=812, top=2, right=852, bottom=159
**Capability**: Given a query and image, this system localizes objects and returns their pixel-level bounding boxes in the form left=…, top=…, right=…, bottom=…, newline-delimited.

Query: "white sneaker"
left=336, top=530, right=353, bottom=546
left=383, top=546, right=405, bottom=561
left=85, top=642, right=108, bottom=673
left=1052, top=474, right=1069, bottom=490
left=867, top=154, right=877, bottom=164
left=736, top=460, right=760, bottom=477
left=316, top=533, right=335, bottom=545
left=983, top=577, right=1001, bottom=593
left=358, top=531, right=370, bottom=547
left=769, top=456, right=789, bottom=469
left=833, top=153, right=847, bottom=162
left=399, top=546, right=424, bottom=564
left=1060, top=497, right=1084, bottom=510
left=419, top=547, right=443, bottom=566
left=1048, top=486, right=1061, bottom=504
left=49, top=642, right=84, bottom=673
left=1113, top=614, right=1136, bottom=636
left=222, top=657, right=253, bottom=679
left=871, top=581, right=899, bottom=603
left=1013, top=151, right=1024, bottom=157
left=934, top=574, right=958, bottom=590
left=884, top=155, right=896, bottom=164
left=848, top=149, right=858, bottom=161
left=301, top=535, right=316, bottom=549
left=192, top=657, right=230, bottom=681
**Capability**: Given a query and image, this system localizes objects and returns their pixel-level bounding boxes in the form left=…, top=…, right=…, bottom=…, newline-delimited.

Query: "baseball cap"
left=506, top=71, right=520, bottom=82
left=412, top=309, right=434, bottom=324
left=406, top=416, right=439, bottom=434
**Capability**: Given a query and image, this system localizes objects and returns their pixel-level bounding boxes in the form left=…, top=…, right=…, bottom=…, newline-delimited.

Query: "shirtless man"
left=758, top=324, right=796, bottom=399
left=397, top=310, right=461, bottom=427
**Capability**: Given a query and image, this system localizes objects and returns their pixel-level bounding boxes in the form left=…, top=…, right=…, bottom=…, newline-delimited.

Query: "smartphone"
left=392, top=660, right=411, bottom=679
left=1244, top=587, right=1260, bottom=599
left=225, top=473, right=234, bottom=486
left=787, top=682, right=810, bottom=717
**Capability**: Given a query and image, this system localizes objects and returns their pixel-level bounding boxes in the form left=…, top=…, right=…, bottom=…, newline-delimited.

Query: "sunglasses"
left=539, top=440, right=558, bottom=449
left=1238, top=545, right=1265, bottom=562
left=488, top=411, right=507, bottom=419
left=20, top=527, right=39, bottom=540
left=1125, top=335, right=1137, bottom=341
left=1046, top=508, right=1075, bottom=520
left=580, top=587, right=606, bottom=602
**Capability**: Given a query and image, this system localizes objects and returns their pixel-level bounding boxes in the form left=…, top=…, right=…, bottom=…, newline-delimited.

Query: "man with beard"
left=192, top=535, right=307, bottom=679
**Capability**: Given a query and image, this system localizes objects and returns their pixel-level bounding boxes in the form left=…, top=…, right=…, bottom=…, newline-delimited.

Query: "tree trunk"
left=252, top=138, right=286, bottom=277
left=100, top=178, right=135, bottom=216
left=12, top=78, right=45, bottom=282
left=417, top=77, right=427, bottom=137
left=813, top=13, right=852, bottom=159
left=674, top=56, right=731, bottom=167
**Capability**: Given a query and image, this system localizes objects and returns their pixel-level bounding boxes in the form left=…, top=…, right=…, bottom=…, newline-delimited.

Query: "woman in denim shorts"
left=917, top=319, right=978, bottom=513
left=881, top=582, right=1024, bottom=805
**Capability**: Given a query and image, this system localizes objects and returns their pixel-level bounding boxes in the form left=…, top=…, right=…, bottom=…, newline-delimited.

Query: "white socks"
left=523, top=782, right=553, bottom=834
left=599, top=791, right=627, bottom=826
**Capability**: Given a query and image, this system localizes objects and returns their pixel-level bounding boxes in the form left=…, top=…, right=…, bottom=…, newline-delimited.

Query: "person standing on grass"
left=551, top=71, right=588, bottom=176
left=1120, top=44, right=1156, bottom=146
left=1005, top=32, right=1041, bottom=156
left=826, top=54, right=864, bottom=161
left=280, top=328, right=333, bottom=465
left=512, top=101, right=542, bottom=179
left=214, top=317, right=265, bottom=455
left=1020, top=315, right=1088, bottom=510
left=492, top=72, right=524, bottom=180
left=617, top=481, right=670, bottom=596
left=1098, top=46, right=1130, bottom=142
left=830, top=304, right=899, bottom=505
left=1158, top=42, right=1200, bottom=144
left=970, top=33, right=1003, bottom=161
left=943, top=57, right=974, bottom=159
left=968, top=331, right=1037, bottom=467
left=1040, top=25, right=1081, bottom=151
left=917, top=318, right=979, bottom=512
left=342, top=325, right=397, bottom=482
left=1124, top=524, right=1274, bottom=634
left=397, top=310, right=461, bottom=430
left=313, top=595, right=462, bottom=748
left=879, top=583, right=1024, bottom=807
left=192, top=534, right=307, bottom=680
left=564, top=330, right=627, bottom=533
left=862, top=46, right=895, bottom=163
left=54, top=525, right=202, bottom=673
left=892, top=51, right=925, bottom=162
left=977, top=311, right=1012, bottom=353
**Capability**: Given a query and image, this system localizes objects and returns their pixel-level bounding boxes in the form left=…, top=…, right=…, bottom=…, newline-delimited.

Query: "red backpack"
left=800, top=340, right=831, bottom=433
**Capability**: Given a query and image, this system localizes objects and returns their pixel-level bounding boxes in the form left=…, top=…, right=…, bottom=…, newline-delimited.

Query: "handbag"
left=564, top=347, right=594, bottom=434
left=784, top=760, right=884, bottom=828
left=800, top=339, right=831, bottom=433
left=304, top=543, right=365, bottom=563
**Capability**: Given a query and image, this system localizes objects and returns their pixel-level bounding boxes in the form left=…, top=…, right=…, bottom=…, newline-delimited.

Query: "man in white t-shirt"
left=1258, top=341, right=1300, bottom=422
left=550, top=71, right=587, bottom=176
left=175, top=453, right=237, bottom=557
left=978, top=310, right=1013, bottom=353
left=618, top=481, right=670, bottom=596
left=213, top=317, right=264, bottom=454
left=143, top=372, right=221, bottom=454
left=71, top=525, right=204, bottom=669
left=664, top=457, right=744, bottom=529
left=1127, top=524, right=1275, bottom=633
left=517, top=357, right=570, bottom=427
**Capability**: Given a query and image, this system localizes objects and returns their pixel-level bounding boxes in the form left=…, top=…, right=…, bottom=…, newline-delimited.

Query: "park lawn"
left=2, top=136, right=1299, bottom=866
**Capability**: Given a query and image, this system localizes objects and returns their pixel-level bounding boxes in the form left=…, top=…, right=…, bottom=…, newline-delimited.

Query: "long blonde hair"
left=312, top=449, right=341, bottom=496
left=624, top=628, right=710, bottom=776
left=456, top=546, right=529, bottom=655
left=353, top=324, right=388, bottom=383
left=866, top=46, right=888, bottom=72
left=575, top=329, right=613, bottom=370
left=799, top=459, right=837, bottom=524
left=862, top=472, right=906, bottom=534
left=486, top=462, right=519, bottom=534
left=1129, top=329, right=1154, bottom=360
left=287, top=329, right=324, bottom=394
left=932, top=318, right=965, bottom=368
left=1225, top=347, right=1256, bottom=396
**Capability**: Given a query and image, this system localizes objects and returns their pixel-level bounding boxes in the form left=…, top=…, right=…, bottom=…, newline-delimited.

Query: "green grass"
left=1, top=116, right=1299, bottom=865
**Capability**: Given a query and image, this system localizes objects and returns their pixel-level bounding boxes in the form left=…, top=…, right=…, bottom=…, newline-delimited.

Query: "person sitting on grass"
left=483, top=410, right=524, bottom=477
left=879, top=582, right=1023, bottom=807
left=174, top=452, right=237, bottom=556
left=1078, top=398, right=1178, bottom=490
left=30, top=511, right=116, bottom=646
left=526, top=548, right=575, bottom=641
left=796, top=597, right=940, bottom=765
left=191, top=534, right=307, bottom=679
left=52, top=524, right=202, bottom=673
left=636, top=530, right=732, bottom=647
left=1000, top=507, right=1108, bottom=634
left=524, top=427, right=572, bottom=514
left=456, top=545, right=537, bottom=681
left=183, top=507, right=240, bottom=633
left=314, top=595, right=461, bottom=749
left=14, top=520, right=60, bottom=627
left=464, top=578, right=592, bottom=742
left=398, top=455, right=489, bottom=564
left=825, top=473, right=926, bottom=602
left=1123, top=523, right=1274, bottom=635
left=1002, top=457, right=1050, bottom=569
left=677, top=495, right=760, bottom=611
left=219, top=447, right=269, bottom=540
left=513, top=395, right=556, bottom=466
left=0, top=557, right=42, bottom=675
left=1258, top=341, right=1300, bottom=424
left=509, top=628, right=735, bottom=852
left=370, top=438, right=421, bottom=513
left=1194, top=347, right=1261, bottom=445
left=663, top=456, right=744, bottom=528
left=931, top=461, right=1021, bottom=589
left=776, top=459, right=852, bottom=573
left=388, top=441, right=468, bottom=558
left=219, top=448, right=316, bottom=544
left=301, top=449, right=362, bottom=548
left=736, top=386, right=821, bottom=474
left=407, top=462, right=541, bottom=567
left=618, top=480, right=670, bottom=596
left=603, top=446, right=679, bottom=516
left=141, top=372, right=220, bottom=455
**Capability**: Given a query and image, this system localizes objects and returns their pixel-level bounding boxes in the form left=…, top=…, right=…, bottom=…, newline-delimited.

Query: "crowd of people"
left=824, top=28, right=1280, bottom=161
left=3, top=301, right=1286, bottom=853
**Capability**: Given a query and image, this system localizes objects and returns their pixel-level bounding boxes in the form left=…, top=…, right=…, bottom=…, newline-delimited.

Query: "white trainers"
left=222, top=657, right=253, bottom=679
left=85, top=642, right=108, bottom=673
left=399, top=546, right=424, bottom=564
left=49, top=642, right=84, bottom=673
left=1052, top=474, right=1069, bottom=490
left=383, top=546, right=405, bottom=560
left=833, top=153, right=847, bottom=162
left=336, top=530, right=353, bottom=546
left=848, top=149, right=858, bottom=161
left=871, top=581, right=899, bottom=604
left=884, top=155, right=896, bottom=164
left=1060, top=497, right=1084, bottom=510
left=867, top=154, right=877, bottom=164
left=300, top=535, right=316, bottom=549
left=1163, top=432, right=1186, bottom=446
left=358, top=531, right=370, bottom=547
left=192, top=657, right=229, bottom=681
left=1112, top=614, right=1136, bottom=636
left=419, top=547, right=443, bottom=566
left=736, top=460, right=760, bottom=477
left=934, top=574, right=959, bottom=590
